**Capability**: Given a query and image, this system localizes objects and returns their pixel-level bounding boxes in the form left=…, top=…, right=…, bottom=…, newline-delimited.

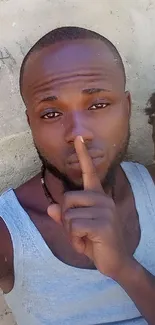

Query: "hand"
left=48, top=136, right=131, bottom=280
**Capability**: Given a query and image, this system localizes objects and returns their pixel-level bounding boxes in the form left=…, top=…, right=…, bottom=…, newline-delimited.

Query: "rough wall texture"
left=0, top=0, right=155, bottom=324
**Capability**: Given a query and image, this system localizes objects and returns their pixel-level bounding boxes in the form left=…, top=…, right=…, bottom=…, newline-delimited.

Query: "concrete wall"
left=0, top=0, right=155, bottom=324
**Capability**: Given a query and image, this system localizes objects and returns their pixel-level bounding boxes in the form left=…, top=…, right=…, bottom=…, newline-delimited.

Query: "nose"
left=64, top=111, right=93, bottom=145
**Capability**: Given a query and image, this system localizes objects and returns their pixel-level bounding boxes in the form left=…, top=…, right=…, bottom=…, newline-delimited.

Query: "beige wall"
left=0, top=0, right=155, bottom=324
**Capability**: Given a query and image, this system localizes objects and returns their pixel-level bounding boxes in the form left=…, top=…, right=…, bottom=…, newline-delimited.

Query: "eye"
left=41, top=111, right=62, bottom=119
left=89, top=103, right=109, bottom=110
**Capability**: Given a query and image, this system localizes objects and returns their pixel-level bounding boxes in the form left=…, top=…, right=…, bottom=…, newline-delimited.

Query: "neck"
left=42, top=165, right=124, bottom=205
left=44, top=169, right=65, bottom=205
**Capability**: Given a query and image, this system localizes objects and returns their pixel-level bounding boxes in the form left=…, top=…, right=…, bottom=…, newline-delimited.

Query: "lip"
left=66, top=149, right=104, bottom=164
left=66, top=157, right=104, bottom=175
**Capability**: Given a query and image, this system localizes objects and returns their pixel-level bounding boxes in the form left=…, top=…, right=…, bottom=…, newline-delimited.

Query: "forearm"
left=116, top=258, right=155, bottom=325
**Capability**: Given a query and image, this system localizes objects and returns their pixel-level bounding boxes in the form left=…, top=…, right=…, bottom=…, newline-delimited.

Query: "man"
left=0, top=26, right=155, bottom=325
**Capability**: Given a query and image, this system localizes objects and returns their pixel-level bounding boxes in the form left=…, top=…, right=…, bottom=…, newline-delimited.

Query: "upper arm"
left=0, top=217, right=13, bottom=288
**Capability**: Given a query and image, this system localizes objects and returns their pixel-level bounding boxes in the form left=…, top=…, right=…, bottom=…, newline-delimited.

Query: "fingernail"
left=79, top=136, right=84, bottom=143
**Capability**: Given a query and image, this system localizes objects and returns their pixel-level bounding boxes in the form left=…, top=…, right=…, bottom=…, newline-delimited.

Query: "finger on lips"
left=74, top=136, right=103, bottom=192
left=48, top=136, right=104, bottom=227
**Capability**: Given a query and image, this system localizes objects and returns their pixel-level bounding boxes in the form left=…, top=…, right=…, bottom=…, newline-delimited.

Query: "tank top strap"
left=121, top=162, right=155, bottom=271
left=121, top=162, right=155, bottom=213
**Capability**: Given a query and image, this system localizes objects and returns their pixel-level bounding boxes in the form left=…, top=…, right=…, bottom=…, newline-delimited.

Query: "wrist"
left=113, top=257, right=141, bottom=284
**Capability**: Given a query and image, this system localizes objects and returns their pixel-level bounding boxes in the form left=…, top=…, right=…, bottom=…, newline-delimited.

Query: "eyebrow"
left=39, top=95, right=58, bottom=103
left=82, top=87, right=110, bottom=94
left=38, top=88, right=110, bottom=104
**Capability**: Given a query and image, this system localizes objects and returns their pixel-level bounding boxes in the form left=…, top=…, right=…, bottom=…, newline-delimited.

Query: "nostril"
left=66, top=134, right=93, bottom=145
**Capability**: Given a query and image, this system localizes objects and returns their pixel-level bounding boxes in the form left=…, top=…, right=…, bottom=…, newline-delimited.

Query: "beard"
left=35, top=130, right=130, bottom=193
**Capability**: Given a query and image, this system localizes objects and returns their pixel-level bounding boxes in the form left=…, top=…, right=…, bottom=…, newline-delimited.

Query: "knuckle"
left=63, top=192, right=74, bottom=210
left=64, top=209, right=76, bottom=221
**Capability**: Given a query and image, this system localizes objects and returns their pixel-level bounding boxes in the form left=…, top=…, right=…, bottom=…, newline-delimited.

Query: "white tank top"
left=0, top=162, right=155, bottom=325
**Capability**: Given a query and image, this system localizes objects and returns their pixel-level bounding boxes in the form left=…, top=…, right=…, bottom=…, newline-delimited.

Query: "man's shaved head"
left=20, top=26, right=126, bottom=97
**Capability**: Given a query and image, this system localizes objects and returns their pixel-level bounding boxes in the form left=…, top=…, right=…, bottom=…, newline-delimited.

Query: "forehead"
left=22, top=39, right=124, bottom=102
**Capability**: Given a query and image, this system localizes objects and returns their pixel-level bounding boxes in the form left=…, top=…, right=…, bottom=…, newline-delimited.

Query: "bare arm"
left=116, top=258, right=155, bottom=325
left=0, top=217, right=13, bottom=292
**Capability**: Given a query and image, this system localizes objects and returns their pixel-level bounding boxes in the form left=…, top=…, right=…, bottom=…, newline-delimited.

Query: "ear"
left=25, top=110, right=30, bottom=126
left=125, top=91, right=131, bottom=118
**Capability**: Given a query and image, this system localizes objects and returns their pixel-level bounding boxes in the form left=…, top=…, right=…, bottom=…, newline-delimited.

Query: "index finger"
left=74, top=136, right=103, bottom=192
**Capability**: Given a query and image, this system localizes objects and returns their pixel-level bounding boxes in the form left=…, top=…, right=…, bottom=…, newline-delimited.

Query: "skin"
left=0, top=39, right=155, bottom=323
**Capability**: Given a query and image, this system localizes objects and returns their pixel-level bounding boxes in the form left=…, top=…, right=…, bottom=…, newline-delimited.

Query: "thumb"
left=47, top=204, right=62, bottom=226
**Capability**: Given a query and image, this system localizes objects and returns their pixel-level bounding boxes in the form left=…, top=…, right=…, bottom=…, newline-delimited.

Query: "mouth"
left=66, top=149, right=104, bottom=166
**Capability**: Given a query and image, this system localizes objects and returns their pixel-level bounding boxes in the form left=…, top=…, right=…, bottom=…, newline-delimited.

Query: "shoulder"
left=146, top=164, right=155, bottom=184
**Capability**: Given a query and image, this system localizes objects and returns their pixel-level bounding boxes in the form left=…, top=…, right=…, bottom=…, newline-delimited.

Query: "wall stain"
left=0, top=47, right=16, bottom=72
left=16, top=37, right=32, bottom=57
left=0, top=38, right=31, bottom=72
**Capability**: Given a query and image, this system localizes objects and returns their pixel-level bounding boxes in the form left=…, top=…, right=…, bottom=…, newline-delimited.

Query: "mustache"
left=65, top=144, right=104, bottom=160
left=37, top=147, right=116, bottom=192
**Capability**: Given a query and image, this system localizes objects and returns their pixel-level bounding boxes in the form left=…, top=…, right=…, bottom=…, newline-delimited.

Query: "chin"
left=65, top=170, right=84, bottom=190
left=65, top=163, right=106, bottom=190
